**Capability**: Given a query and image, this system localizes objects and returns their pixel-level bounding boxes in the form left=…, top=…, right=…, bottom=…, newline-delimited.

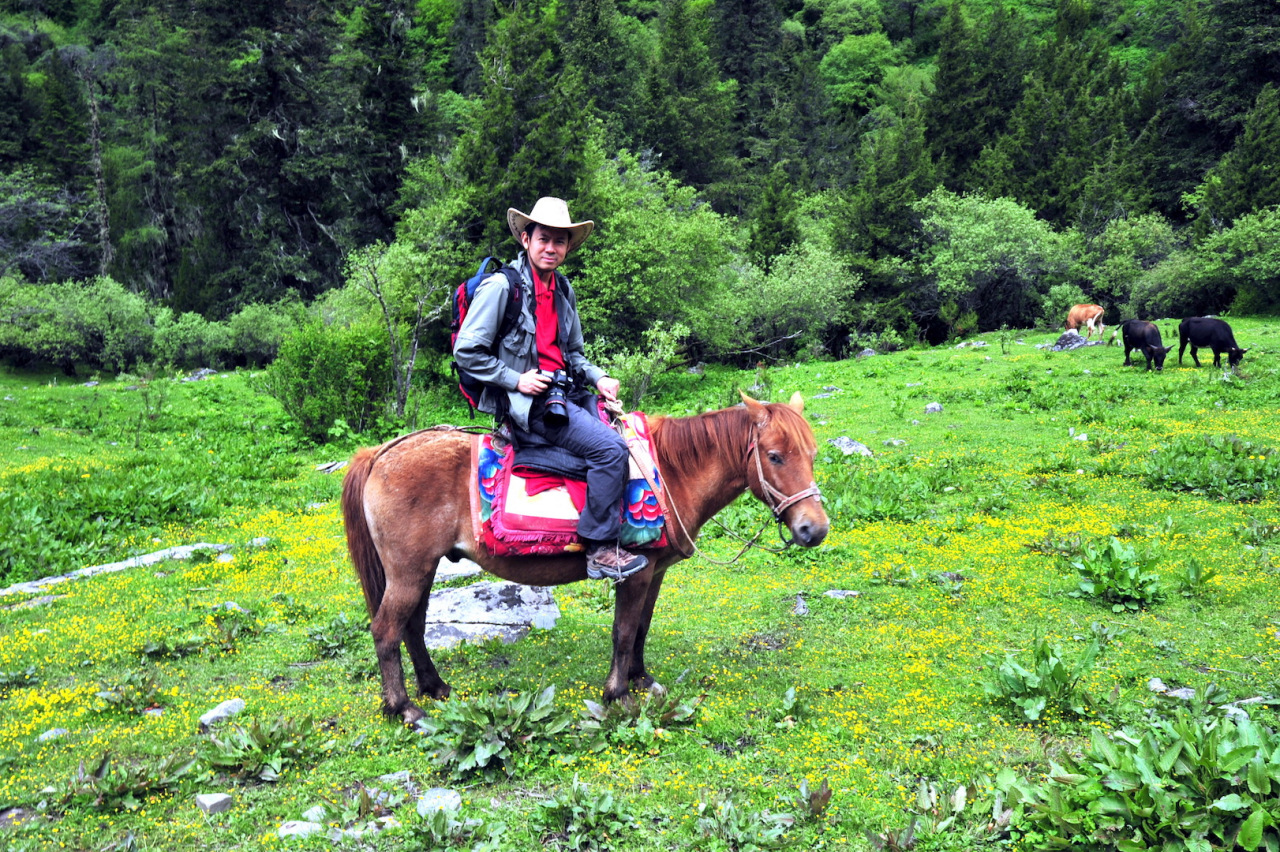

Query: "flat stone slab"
left=424, top=581, right=560, bottom=649
left=1, top=543, right=230, bottom=597
left=196, top=793, right=234, bottom=815
left=436, top=556, right=483, bottom=582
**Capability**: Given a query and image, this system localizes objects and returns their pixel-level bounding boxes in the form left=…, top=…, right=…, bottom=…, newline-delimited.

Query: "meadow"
left=1, top=318, right=1279, bottom=851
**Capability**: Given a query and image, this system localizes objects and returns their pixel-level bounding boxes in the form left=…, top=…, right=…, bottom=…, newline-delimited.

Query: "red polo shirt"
left=532, top=267, right=565, bottom=372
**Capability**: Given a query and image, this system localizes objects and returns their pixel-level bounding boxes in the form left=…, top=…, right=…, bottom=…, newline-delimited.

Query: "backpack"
left=450, top=256, right=525, bottom=414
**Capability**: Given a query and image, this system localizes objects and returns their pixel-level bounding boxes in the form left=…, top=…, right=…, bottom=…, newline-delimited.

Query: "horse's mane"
left=651, top=402, right=815, bottom=486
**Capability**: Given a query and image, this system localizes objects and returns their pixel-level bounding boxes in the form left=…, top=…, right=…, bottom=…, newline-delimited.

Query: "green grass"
left=1, top=319, right=1279, bottom=850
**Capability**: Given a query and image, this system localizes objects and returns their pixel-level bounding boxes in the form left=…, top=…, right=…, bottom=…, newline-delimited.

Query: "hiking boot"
left=585, top=543, right=648, bottom=581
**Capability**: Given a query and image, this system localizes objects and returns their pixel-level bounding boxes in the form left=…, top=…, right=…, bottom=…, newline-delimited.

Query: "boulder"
left=424, top=582, right=560, bottom=649
left=417, top=788, right=463, bottom=815
left=924, top=402, right=943, bottom=414
left=827, top=436, right=872, bottom=457
left=199, top=698, right=246, bottom=732
left=196, top=793, right=234, bottom=815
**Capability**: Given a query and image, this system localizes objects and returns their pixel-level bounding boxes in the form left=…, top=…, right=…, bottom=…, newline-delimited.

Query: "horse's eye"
left=768, top=451, right=784, bottom=465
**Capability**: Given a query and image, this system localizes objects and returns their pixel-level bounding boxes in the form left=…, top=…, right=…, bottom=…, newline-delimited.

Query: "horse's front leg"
left=626, top=567, right=669, bottom=691
left=602, top=569, right=654, bottom=702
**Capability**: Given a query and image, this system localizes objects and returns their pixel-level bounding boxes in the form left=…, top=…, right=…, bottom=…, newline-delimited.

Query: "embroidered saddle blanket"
left=471, top=412, right=668, bottom=557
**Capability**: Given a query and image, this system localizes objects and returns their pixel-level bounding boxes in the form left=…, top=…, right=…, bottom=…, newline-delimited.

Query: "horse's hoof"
left=424, top=682, right=452, bottom=701
left=401, top=703, right=427, bottom=726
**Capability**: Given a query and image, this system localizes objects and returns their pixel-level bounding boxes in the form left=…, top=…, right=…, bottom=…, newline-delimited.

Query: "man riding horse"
left=452, top=197, right=647, bottom=581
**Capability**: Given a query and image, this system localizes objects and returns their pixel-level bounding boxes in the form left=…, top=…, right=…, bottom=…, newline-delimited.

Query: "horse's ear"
left=788, top=391, right=804, bottom=414
left=739, top=390, right=769, bottom=426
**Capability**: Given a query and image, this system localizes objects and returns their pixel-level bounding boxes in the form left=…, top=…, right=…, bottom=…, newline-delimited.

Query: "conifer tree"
left=642, top=0, right=736, bottom=192
left=1196, top=84, right=1280, bottom=229
left=747, top=164, right=801, bottom=272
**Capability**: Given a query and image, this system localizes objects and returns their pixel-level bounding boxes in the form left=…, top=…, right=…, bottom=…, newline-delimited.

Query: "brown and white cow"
left=1066, top=304, right=1105, bottom=340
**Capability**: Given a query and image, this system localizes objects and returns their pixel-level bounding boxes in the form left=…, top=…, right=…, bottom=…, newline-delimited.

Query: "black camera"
left=540, top=369, right=574, bottom=427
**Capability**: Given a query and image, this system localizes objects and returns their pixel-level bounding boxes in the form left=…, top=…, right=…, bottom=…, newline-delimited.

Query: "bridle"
left=746, top=427, right=823, bottom=546
left=654, top=422, right=823, bottom=563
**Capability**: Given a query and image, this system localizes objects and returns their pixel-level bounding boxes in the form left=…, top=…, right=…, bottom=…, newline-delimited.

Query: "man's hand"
left=516, top=370, right=551, bottom=395
left=596, top=376, right=620, bottom=402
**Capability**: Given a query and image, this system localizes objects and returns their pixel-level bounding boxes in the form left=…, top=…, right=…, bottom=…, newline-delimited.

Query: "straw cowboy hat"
left=507, top=197, right=595, bottom=253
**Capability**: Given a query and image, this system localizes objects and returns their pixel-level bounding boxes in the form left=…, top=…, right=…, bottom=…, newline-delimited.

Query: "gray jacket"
left=453, top=252, right=606, bottom=430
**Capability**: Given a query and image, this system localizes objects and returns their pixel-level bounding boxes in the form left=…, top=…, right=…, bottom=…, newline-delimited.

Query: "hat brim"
left=507, top=208, right=594, bottom=253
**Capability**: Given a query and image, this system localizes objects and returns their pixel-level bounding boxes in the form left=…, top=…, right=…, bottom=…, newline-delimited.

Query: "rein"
left=657, top=423, right=822, bottom=565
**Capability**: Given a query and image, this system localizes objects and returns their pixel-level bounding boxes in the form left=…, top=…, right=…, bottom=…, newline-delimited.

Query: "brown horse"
left=341, top=392, right=829, bottom=724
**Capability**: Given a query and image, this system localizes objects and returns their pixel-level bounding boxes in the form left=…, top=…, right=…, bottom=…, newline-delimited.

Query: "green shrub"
left=152, top=308, right=233, bottom=369
left=417, top=685, right=574, bottom=781
left=1040, top=283, right=1088, bottom=330
left=226, top=299, right=304, bottom=367
left=535, top=775, right=640, bottom=851
left=58, top=752, right=195, bottom=813
left=200, top=715, right=334, bottom=782
left=0, top=276, right=154, bottom=372
left=1146, top=434, right=1280, bottom=503
left=1068, top=537, right=1164, bottom=612
left=1000, top=685, right=1280, bottom=851
left=578, top=689, right=703, bottom=752
left=260, top=319, right=393, bottom=442
left=982, top=637, right=1099, bottom=722
left=307, top=611, right=367, bottom=659
left=694, top=790, right=796, bottom=849
left=95, top=670, right=165, bottom=713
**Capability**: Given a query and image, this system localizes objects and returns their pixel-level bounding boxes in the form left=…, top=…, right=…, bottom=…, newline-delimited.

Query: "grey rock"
left=793, top=595, right=809, bottom=616
left=1049, top=329, right=1105, bottom=352
left=250, top=537, right=271, bottom=547
left=0, top=543, right=230, bottom=598
left=924, top=402, right=943, bottom=414
left=305, top=502, right=327, bottom=511
left=811, top=393, right=833, bottom=399
left=1167, top=688, right=1197, bottom=701
left=196, top=793, right=233, bottom=815
left=315, top=460, right=348, bottom=474
left=827, top=436, right=872, bottom=457
left=37, top=728, right=68, bottom=742
left=821, top=385, right=842, bottom=393
left=144, top=707, right=163, bottom=717
left=437, top=556, right=483, bottom=582
left=824, top=590, right=861, bottom=599
left=1, top=595, right=61, bottom=611
left=301, top=806, right=328, bottom=822
left=906, top=382, right=922, bottom=387
left=183, top=368, right=217, bottom=382
left=379, top=770, right=412, bottom=786
left=278, top=821, right=323, bottom=839
left=424, top=582, right=560, bottom=650
left=0, top=808, right=32, bottom=827
left=857, top=348, right=876, bottom=358
left=911, top=419, right=920, bottom=426
left=199, top=698, right=246, bottom=732
left=83, top=381, right=99, bottom=387
left=213, top=601, right=246, bottom=613
left=687, top=362, right=706, bottom=375
left=417, top=788, right=463, bottom=815
left=883, top=439, right=906, bottom=447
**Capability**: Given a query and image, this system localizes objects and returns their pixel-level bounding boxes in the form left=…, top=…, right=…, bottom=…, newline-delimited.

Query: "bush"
left=261, top=320, right=393, bottom=442
left=152, top=308, right=233, bottom=369
left=1067, top=537, right=1164, bottom=612
left=226, top=299, right=305, bottom=367
left=417, top=685, right=574, bottom=781
left=200, top=715, right=333, bottom=782
left=982, top=637, right=1099, bottom=722
left=1000, top=685, right=1280, bottom=851
left=1040, top=283, right=1088, bottom=330
left=0, top=276, right=154, bottom=372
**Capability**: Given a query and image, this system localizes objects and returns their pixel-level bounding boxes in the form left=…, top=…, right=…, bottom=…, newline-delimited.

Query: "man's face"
left=521, top=225, right=570, bottom=275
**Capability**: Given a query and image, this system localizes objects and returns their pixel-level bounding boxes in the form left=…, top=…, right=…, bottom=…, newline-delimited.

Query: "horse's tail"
left=342, top=447, right=385, bottom=619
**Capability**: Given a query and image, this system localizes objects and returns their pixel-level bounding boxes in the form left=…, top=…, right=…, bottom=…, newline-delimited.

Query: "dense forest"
left=1, top=0, right=1278, bottom=383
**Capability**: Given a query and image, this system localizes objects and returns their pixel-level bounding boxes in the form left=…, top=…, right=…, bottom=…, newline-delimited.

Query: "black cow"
left=1178, top=317, right=1247, bottom=368
left=1116, top=320, right=1173, bottom=371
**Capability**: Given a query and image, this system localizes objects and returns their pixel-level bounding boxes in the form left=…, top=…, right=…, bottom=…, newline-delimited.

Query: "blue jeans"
left=526, top=395, right=628, bottom=543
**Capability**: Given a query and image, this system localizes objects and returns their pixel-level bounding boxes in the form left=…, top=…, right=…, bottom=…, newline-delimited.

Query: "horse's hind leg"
left=405, top=592, right=451, bottom=701
left=371, top=583, right=431, bottom=725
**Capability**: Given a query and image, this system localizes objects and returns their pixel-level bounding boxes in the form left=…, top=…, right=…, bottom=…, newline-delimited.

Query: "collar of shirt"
left=530, top=266, right=556, bottom=299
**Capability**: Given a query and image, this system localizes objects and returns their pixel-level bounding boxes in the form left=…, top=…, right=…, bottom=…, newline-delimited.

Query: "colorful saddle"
left=471, top=412, right=668, bottom=557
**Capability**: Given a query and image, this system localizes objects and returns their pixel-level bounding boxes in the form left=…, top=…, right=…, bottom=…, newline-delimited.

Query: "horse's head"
left=741, top=392, right=829, bottom=547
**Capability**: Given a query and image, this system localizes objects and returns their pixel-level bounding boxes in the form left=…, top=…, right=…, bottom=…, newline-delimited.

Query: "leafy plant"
left=535, top=775, right=639, bottom=851
left=207, top=603, right=267, bottom=653
left=307, top=611, right=367, bottom=659
left=1146, top=434, right=1280, bottom=502
left=417, top=686, right=574, bottom=781
left=693, top=790, right=795, bottom=850
left=1178, top=560, right=1220, bottom=598
left=95, top=670, right=164, bottom=713
left=139, top=634, right=205, bottom=660
left=1068, top=537, right=1164, bottom=612
left=0, top=665, right=39, bottom=697
left=784, top=777, right=832, bottom=820
left=579, top=688, right=704, bottom=752
left=982, top=637, right=1099, bottom=722
left=58, top=752, right=195, bottom=813
left=199, top=715, right=333, bottom=782
left=869, top=778, right=1005, bottom=850
left=999, top=685, right=1280, bottom=851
